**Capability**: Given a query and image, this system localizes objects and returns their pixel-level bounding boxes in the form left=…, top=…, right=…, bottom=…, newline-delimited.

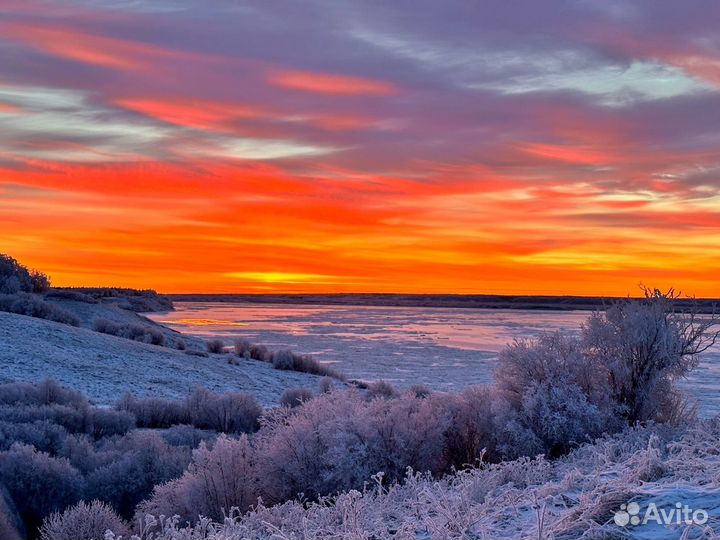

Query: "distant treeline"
left=48, top=287, right=174, bottom=312
left=168, top=292, right=720, bottom=313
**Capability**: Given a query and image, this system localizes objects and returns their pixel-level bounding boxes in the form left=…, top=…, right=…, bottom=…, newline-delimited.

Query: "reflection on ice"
left=150, top=302, right=720, bottom=415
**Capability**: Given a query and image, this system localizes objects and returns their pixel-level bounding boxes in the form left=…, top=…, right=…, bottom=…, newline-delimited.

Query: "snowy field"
left=151, top=302, right=720, bottom=415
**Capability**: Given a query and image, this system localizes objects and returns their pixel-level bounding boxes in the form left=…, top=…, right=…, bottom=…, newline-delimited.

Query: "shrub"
left=271, top=349, right=343, bottom=379
left=161, top=425, right=217, bottom=448
left=318, top=377, right=335, bottom=394
left=93, top=319, right=166, bottom=346
left=186, top=388, right=262, bottom=434
left=438, top=386, right=499, bottom=466
left=367, top=380, right=398, bottom=399
left=280, top=387, right=314, bottom=408
left=206, top=338, right=225, bottom=354
left=0, top=443, right=82, bottom=536
left=249, top=343, right=271, bottom=362
left=85, top=408, right=135, bottom=439
left=0, top=380, right=87, bottom=408
left=291, top=353, right=343, bottom=378
left=0, top=405, right=87, bottom=434
left=271, top=349, right=293, bottom=370
left=116, top=393, right=190, bottom=428
left=176, top=339, right=186, bottom=350
left=256, top=390, right=449, bottom=502
left=234, top=339, right=252, bottom=358
left=0, top=294, right=80, bottom=326
left=40, top=500, right=128, bottom=540
left=0, top=420, right=69, bottom=454
left=117, top=389, right=261, bottom=434
left=139, top=435, right=259, bottom=523
left=408, top=384, right=432, bottom=398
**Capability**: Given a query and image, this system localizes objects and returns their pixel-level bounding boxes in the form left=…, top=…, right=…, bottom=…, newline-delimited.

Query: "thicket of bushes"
left=234, top=339, right=344, bottom=379
left=51, top=287, right=173, bottom=312
left=0, top=381, right=197, bottom=538
left=0, top=294, right=80, bottom=327
left=116, top=388, right=261, bottom=434
left=0, top=290, right=716, bottom=539
left=93, top=318, right=166, bottom=346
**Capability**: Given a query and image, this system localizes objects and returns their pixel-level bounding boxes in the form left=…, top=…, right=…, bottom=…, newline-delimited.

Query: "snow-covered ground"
left=0, top=310, right=328, bottom=406
left=152, top=302, right=720, bottom=415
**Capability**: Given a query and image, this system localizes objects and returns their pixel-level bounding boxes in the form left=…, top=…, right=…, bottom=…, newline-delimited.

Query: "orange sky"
left=2, top=1, right=720, bottom=296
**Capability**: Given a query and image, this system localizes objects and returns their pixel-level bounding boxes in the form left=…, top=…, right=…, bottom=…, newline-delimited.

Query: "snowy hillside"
left=0, top=311, right=328, bottom=406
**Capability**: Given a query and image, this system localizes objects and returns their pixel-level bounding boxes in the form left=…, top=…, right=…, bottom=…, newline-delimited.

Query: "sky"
left=1, top=0, right=720, bottom=296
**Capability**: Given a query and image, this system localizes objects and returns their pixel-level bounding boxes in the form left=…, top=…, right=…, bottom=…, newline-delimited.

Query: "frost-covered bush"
left=160, top=425, right=217, bottom=448
left=0, top=293, right=80, bottom=326
left=367, top=379, right=398, bottom=399
left=502, top=380, right=605, bottom=458
left=85, top=408, right=135, bottom=439
left=249, top=343, right=271, bottom=362
left=493, top=289, right=715, bottom=454
left=280, top=387, right=314, bottom=408
left=116, top=393, right=190, bottom=428
left=0, top=420, right=69, bottom=454
left=255, top=390, right=450, bottom=504
left=93, top=318, right=166, bottom=345
left=438, top=385, right=499, bottom=466
left=206, top=338, right=225, bottom=353
left=139, top=435, right=259, bottom=523
left=0, top=379, right=127, bottom=449
left=318, top=376, right=335, bottom=394
left=0, top=405, right=87, bottom=435
left=408, top=384, right=432, bottom=398
left=117, top=388, right=261, bottom=434
left=234, top=338, right=252, bottom=358
left=0, top=380, right=87, bottom=408
left=0, top=443, right=82, bottom=535
left=271, top=349, right=294, bottom=370
left=237, top=340, right=344, bottom=378
left=85, top=431, right=191, bottom=518
left=40, top=500, right=128, bottom=540
left=186, top=388, right=262, bottom=434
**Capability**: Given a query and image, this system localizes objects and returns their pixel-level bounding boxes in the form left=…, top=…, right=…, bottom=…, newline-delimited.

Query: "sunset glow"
left=2, top=1, right=720, bottom=295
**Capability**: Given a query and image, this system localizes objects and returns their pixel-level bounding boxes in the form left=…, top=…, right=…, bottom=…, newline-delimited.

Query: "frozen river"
left=150, top=302, right=720, bottom=415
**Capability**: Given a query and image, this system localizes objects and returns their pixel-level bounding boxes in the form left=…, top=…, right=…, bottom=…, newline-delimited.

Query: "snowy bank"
left=0, top=311, right=327, bottom=406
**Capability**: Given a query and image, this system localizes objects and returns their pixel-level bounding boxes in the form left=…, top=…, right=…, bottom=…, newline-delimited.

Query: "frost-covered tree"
left=583, top=287, right=718, bottom=425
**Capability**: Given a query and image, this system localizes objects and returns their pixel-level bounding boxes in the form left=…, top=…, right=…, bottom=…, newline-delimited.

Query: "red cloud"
left=267, top=69, right=398, bottom=96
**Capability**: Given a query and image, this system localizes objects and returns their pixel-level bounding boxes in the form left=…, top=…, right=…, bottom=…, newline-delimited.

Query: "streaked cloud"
left=267, top=69, right=398, bottom=96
